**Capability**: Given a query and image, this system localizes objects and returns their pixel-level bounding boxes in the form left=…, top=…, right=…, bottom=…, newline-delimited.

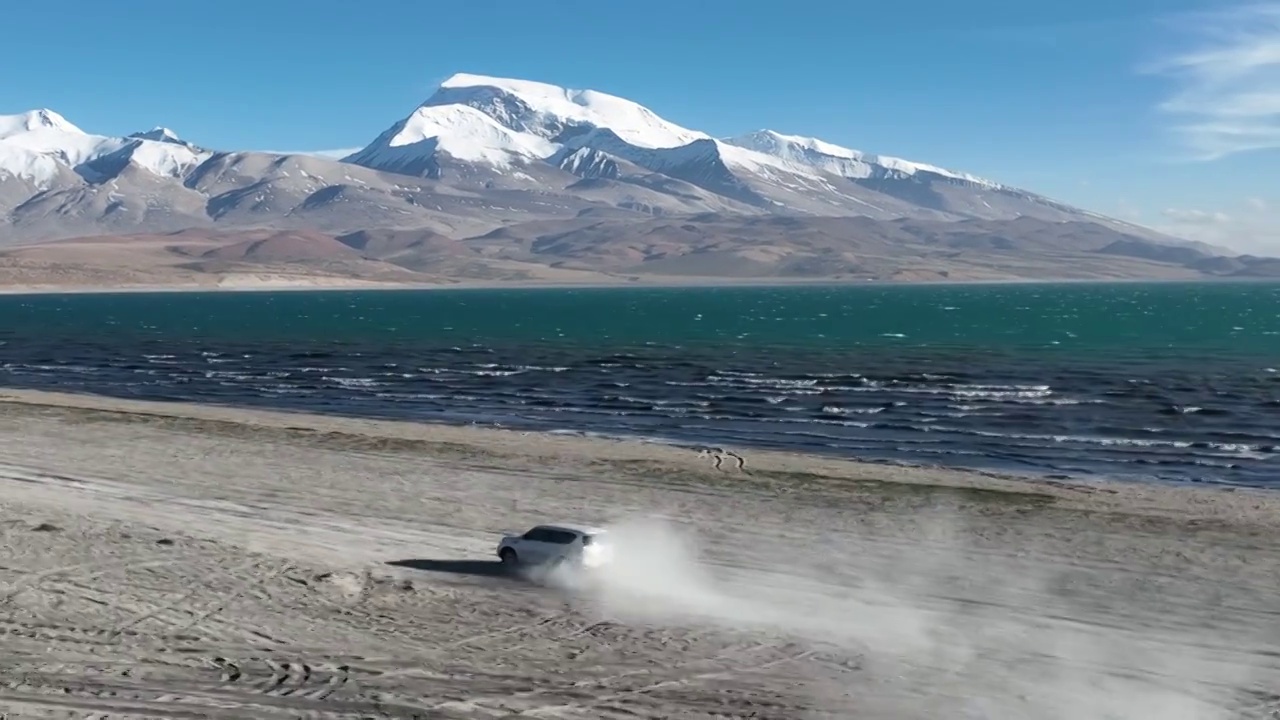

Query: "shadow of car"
left=385, top=558, right=516, bottom=579
left=384, top=558, right=594, bottom=591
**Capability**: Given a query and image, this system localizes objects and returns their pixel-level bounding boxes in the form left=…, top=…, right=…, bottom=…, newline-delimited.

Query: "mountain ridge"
left=0, top=73, right=1250, bottom=288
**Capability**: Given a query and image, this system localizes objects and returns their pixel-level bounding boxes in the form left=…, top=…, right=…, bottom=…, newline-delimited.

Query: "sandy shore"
left=0, top=275, right=1252, bottom=297
left=0, top=388, right=1277, bottom=718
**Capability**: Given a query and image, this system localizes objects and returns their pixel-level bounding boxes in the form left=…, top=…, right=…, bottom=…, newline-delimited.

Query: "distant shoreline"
left=0, top=274, right=1272, bottom=297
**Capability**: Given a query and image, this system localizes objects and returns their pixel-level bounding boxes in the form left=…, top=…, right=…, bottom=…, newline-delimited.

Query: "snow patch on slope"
left=725, top=130, right=1000, bottom=187
left=553, top=146, right=625, bottom=179
left=121, top=140, right=208, bottom=177
left=0, top=146, right=66, bottom=185
left=387, top=104, right=555, bottom=165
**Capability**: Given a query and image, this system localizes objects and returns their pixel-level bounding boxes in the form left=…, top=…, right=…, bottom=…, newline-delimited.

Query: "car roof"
left=535, top=523, right=607, bottom=536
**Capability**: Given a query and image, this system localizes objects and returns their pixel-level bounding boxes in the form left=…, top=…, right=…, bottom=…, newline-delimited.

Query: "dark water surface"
left=1, top=282, right=1276, bottom=487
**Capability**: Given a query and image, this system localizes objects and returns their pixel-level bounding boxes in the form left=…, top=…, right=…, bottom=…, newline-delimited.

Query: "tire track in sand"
left=213, top=656, right=351, bottom=701
left=431, top=639, right=781, bottom=714
left=515, top=648, right=817, bottom=718
left=0, top=558, right=181, bottom=605
left=104, top=559, right=266, bottom=640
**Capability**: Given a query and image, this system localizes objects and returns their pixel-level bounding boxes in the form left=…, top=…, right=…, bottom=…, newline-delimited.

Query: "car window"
left=581, top=534, right=595, bottom=546
left=523, top=528, right=581, bottom=544
left=548, top=530, right=578, bottom=544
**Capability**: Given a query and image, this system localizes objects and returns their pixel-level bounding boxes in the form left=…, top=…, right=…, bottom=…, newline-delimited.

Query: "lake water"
left=1, top=282, right=1276, bottom=487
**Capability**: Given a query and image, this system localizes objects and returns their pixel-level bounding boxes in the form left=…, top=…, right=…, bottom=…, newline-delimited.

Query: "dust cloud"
left=554, top=514, right=1243, bottom=720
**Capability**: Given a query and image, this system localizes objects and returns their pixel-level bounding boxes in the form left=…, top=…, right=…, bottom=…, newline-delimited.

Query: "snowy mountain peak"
left=129, top=127, right=187, bottom=145
left=342, top=102, right=557, bottom=173
left=439, top=73, right=564, bottom=96
left=0, top=109, right=84, bottom=139
left=347, top=73, right=698, bottom=173
left=427, top=73, right=706, bottom=150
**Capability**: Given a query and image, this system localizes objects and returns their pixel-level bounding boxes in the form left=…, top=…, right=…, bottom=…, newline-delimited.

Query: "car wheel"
left=499, top=548, right=519, bottom=567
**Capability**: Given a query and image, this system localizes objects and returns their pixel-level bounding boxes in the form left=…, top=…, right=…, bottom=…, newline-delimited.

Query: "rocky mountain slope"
left=0, top=74, right=1258, bottom=285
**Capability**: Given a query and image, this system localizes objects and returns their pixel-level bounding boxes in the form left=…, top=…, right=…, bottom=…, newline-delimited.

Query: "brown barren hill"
left=337, top=228, right=475, bottom=260
left=201, top=230, right=363, bottom=263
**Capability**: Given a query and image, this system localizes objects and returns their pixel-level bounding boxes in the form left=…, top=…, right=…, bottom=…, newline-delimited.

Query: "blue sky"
left=3, top=0, right=1276, bottom=252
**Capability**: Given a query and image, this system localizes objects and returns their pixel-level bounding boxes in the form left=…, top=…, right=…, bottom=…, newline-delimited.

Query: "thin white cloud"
left=1161, top=208, right=1231, bottom=224
left=308, top=148, right=362, bottom=160
left=258, top=148, right=362, bottom=159
left=1149, top=3, right=1280, bottom=160
left=1155, top=199, right=1279, bottom=255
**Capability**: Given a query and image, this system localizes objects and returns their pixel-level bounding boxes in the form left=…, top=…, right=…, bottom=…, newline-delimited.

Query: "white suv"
left=496, top=524, right=611, bottom=570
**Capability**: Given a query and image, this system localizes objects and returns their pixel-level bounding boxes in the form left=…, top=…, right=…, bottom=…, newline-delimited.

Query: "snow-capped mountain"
left=0, top=75, right=1222, bottom=267
left=0, top=110, right=209, bottom=186
left=0, top=104, right=595, bottom=243
left=345, top=73, right=1098, bottom=222
left=355, top=73, right=707, bottom=163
